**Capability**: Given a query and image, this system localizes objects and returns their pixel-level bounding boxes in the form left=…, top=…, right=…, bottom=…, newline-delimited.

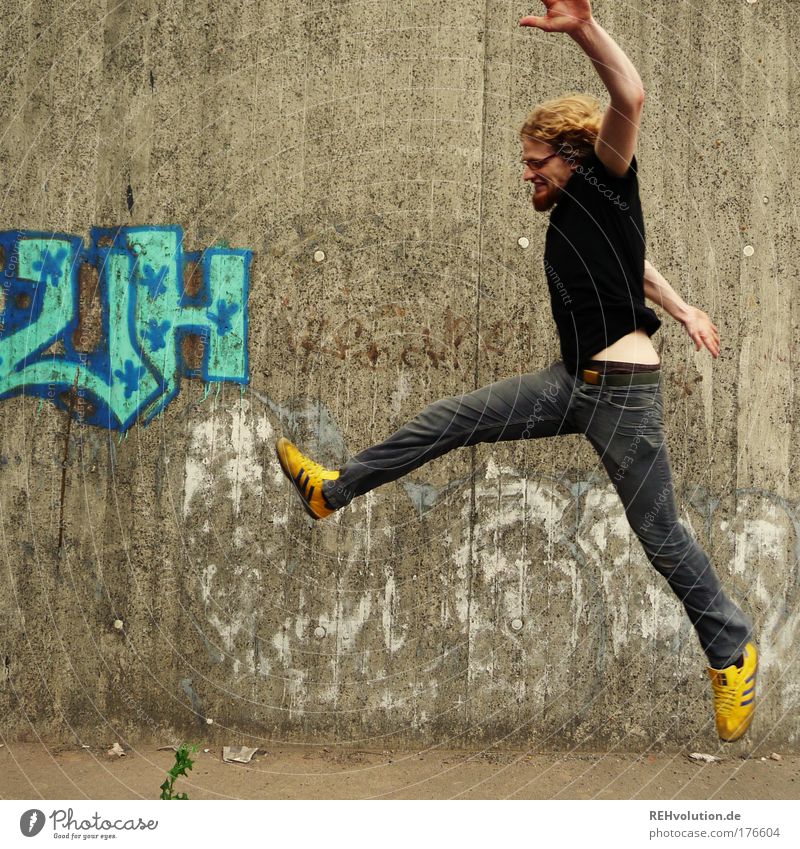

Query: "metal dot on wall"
left=510, top=618, right=524, bottom=632
left=313, top=250, right=325, bottom=263
left=762, top=197, right=769, bottom=205
left=314, top=626, right=326, bottom=639
left=743, top=245, right=755, bottom=257
left=113, top=619, right=124, bottom=630
left=746, top=0, right=758, bottom=5
left=517, top=237, right=530, bottom=249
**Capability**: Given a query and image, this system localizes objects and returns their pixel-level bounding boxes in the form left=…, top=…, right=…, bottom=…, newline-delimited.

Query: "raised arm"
left=644, top=260, right=721, bottom=358
left=520, top=1, right=645, bottom=177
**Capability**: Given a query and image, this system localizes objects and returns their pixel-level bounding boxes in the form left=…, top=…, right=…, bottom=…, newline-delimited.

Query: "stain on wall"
left=0, top=227, right=251, bottom=431
left=180, top=394, right=800, bottom=746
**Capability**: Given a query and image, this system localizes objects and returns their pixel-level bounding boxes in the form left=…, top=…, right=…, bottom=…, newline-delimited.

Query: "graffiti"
left=0, top=226, right=251, bottom=431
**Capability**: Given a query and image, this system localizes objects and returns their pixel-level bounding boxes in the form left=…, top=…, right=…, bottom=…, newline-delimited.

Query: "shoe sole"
left=275, top=438, right=323, bottom=521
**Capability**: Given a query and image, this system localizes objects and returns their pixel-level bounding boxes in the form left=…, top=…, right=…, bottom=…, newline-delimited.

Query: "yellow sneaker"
left=707, top=642, right=757, bottom=742
left=275, top=437, right=340, bottom=520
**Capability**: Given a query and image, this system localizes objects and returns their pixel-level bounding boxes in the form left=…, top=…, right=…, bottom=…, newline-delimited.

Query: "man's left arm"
left=644, top=260, right=720, bottom=358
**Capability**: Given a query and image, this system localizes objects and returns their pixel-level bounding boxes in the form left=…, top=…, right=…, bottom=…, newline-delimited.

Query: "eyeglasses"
left=521, top=152, right=559, bottom=170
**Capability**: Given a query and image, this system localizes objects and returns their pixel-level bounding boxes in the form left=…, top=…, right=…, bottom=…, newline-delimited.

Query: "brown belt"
left=580, top=368, right=661, bottom=386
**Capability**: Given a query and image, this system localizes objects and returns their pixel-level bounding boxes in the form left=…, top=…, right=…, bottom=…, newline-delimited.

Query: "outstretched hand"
left=519, top=0, right=593, bottom=34
left=683, top=306, right=720, bottom=358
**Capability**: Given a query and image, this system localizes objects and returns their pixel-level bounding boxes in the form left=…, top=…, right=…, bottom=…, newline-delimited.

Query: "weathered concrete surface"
left=0, top=0, right=798, bottom=751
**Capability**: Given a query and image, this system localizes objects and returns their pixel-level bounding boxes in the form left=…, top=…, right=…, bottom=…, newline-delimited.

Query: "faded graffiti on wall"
left=0, top=226, right=251, bottom=431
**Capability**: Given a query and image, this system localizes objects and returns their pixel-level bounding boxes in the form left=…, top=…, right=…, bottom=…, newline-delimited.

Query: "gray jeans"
left=323, top=360, right=752, bottom=667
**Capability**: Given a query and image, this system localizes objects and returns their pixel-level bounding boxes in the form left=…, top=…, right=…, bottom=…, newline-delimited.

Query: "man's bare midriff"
left=590, top=329, right=660, bottom=364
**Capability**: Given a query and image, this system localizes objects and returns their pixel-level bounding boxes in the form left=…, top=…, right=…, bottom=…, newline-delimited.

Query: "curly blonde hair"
left=519, top=93, right=602, bottom=162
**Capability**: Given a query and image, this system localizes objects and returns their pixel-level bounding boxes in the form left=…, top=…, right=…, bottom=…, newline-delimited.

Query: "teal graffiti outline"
left=0, top=226, right=251, bottom=431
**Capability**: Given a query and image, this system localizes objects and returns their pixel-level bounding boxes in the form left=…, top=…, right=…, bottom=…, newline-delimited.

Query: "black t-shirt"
left=543, top=149, right=661, bottom=375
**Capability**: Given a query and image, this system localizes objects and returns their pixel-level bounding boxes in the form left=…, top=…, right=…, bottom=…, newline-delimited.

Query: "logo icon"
left=19, top=809, right=46, bottom=837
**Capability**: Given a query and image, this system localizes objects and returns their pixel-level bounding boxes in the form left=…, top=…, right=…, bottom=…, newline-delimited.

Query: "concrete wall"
left=1, top=0, right=798, bottom=750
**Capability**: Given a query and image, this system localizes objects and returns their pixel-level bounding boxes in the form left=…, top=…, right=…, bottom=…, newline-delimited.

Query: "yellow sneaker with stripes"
left=276, top=437, right=340, bottom=520
left=707, top=642, right=757, bottom=742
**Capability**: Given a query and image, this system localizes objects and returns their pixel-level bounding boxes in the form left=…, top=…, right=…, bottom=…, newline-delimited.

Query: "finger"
left=519, top=16, right=550, bottom=29
left=704, top=334, right=719, bottom=357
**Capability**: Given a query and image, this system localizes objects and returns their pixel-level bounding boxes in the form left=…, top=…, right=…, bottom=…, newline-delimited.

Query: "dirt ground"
left=0, top=742, right=797, bottom=800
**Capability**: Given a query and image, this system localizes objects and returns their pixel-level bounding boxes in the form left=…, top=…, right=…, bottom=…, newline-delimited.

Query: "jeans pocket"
left=580, top=383, right=659, bottom=411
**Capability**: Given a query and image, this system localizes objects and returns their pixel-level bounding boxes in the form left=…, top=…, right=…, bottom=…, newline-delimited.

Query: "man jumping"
left=275, top=0, right=757, bottom=742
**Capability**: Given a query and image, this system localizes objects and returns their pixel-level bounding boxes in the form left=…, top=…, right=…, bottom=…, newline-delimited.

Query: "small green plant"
left=159, top=743, right=198, bottom=800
